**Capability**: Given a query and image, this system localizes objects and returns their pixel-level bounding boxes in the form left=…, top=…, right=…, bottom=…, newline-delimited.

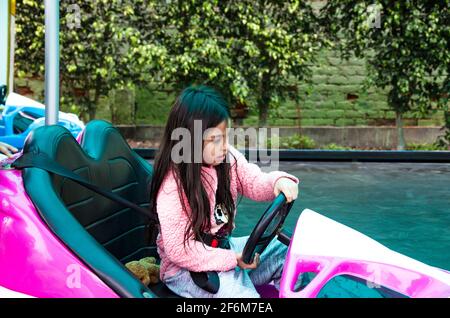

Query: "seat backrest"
left=21, top=120, right=156, bottom=298
left=13, top=111, right=38, bottom=133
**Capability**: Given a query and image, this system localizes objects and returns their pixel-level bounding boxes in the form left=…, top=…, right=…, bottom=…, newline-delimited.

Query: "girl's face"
left=203, top=120, right=228, bottom=166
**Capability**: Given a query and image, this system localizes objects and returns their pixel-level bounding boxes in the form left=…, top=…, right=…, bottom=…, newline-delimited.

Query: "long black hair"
left=150, top=86, right=239, bottom=245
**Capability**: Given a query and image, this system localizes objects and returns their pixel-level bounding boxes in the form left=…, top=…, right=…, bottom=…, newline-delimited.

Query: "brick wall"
left=244, top=49, right=445, bottom=127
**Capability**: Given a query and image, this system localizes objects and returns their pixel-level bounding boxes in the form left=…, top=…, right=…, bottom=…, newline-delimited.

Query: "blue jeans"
left=163, top=236, right=287, bottom=298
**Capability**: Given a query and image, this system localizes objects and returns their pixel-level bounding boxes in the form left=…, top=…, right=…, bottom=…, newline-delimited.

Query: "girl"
left=149, top=86, right=299, bottom=298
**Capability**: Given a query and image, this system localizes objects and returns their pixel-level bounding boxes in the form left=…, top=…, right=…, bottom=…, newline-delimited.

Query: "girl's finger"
left=288, top=184, right=298, bottom=199
left=274, top=187, right=280, bottom=196
left=0, top=146, right=12, bottom=157
left=6, top=144, right=18, bottom=153
left=291, top=187, right=298, bottom=200
left=284, top=189, right=293, bottom=202
left=253, top=253, right=260, bottom=267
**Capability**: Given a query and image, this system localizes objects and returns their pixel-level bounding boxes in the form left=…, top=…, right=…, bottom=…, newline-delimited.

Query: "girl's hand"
left=274, top=177, right=298, bottom=203
left=0, top=142, right=18, bottom=158
left=236, top=252, right=260, bottom=270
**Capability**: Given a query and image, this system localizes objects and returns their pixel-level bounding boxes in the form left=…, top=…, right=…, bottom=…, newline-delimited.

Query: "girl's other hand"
left=236, top=252, right=260, bottom=270
left=274, top=177, right=298, bottom=203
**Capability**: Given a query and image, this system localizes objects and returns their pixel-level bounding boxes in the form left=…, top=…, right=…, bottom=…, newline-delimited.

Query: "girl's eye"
left=207, top=135, right=223, bottom=144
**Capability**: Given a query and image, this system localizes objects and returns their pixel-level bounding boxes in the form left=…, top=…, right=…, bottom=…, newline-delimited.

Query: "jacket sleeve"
left=229, top=145, right=299, bottom=201
left=156, top=173, right=237, bottom=272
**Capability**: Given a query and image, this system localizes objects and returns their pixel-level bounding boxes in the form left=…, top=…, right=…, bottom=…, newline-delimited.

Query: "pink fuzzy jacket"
left=155, top=145, right=299, bottom=280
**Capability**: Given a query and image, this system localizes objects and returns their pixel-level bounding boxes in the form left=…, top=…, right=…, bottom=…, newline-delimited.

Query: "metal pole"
left=0, top=0, right=10, bottom=89
left=9, top=0, right=16, bottom=93
left=44, top=0, right=60, bottom=125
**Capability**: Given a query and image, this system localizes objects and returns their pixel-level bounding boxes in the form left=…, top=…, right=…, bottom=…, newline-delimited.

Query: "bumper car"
left=0, top=120, right=449, bottom=298
left=0, top=92, right=84, bottom=149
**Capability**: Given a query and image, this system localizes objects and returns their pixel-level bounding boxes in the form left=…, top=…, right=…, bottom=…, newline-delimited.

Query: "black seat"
left=21, top=119, right=179, bottom=298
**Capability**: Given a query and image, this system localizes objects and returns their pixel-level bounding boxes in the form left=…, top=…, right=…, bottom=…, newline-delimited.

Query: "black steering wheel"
left=241, top=193, right=295, bottom=264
